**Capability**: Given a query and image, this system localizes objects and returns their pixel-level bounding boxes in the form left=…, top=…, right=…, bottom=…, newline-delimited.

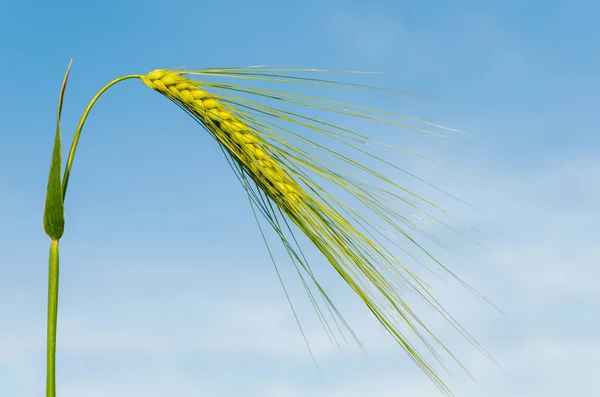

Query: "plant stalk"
left=62, top=74, right=140, bottom=199
left=44, top=72, right=140, bottom=397
left=46, top=239, right=60, bottom=397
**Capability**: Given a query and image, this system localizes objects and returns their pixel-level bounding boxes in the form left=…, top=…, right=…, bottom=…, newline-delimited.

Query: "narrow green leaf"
left=43, top=60, right=71, bottom=240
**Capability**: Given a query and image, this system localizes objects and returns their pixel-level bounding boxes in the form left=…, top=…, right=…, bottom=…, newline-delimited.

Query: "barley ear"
left=137, top=68, right=493, bottom=397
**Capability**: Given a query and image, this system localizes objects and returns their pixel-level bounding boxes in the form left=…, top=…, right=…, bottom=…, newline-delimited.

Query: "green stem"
left=45, top=73, right=140, bottom=397
left=62, top=74, right=141, bottom=200
left=46, top=239, right=60, bottom=397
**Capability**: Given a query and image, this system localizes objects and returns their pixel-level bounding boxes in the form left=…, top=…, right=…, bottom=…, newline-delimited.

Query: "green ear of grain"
left=43, top=61, right=71, bottom=240
left=138, top=68, right=495, bottom=397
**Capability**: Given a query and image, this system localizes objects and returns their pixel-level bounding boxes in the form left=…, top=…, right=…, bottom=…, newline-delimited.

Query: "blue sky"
left=1, top=0, right=599, bottom=396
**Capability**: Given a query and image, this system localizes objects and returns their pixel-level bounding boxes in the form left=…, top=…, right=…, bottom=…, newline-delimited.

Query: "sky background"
left=1, top=0, right=599, bottom=396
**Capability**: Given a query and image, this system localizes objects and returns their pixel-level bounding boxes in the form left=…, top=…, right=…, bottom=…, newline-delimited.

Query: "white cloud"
left=2, top=157, right=599, bottom=397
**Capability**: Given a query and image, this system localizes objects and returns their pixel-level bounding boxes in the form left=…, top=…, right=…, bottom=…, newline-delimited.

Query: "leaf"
left=43, top=60, right=72, bottom=240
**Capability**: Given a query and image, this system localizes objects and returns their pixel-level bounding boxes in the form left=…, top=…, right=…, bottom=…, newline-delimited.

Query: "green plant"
left=43, top=61, right=491, bottom=397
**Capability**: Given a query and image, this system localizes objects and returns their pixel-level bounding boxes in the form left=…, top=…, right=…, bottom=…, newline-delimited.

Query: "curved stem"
left=46, top=73, right=140, bottom=397
left=46, top=240, right=60, bottom=397
left=61, top=74, right=141, bottom=200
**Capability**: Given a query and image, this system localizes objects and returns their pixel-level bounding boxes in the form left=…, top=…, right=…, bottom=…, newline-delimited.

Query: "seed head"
left=139, top=67, right=490, bottom=397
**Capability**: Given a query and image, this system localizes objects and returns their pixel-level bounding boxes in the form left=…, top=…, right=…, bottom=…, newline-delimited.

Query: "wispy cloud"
left=3, top=156, right=598, bottom=396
